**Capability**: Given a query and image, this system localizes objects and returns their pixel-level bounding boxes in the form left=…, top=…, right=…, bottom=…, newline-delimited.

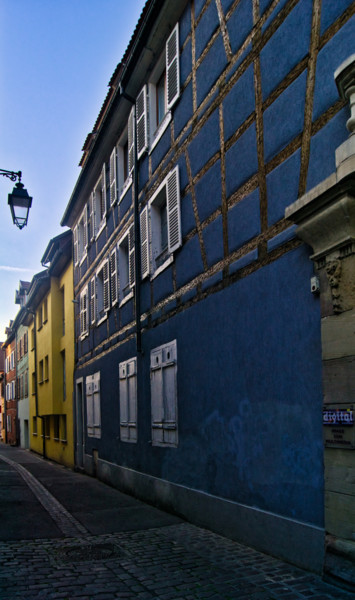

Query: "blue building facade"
left=61, top=0, right=355, bottom=573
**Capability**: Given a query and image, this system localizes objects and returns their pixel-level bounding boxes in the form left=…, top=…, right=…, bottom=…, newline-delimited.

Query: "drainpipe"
left=26, top=309, right=46, bottom=459
left=120, top=87, right=142, bottom=353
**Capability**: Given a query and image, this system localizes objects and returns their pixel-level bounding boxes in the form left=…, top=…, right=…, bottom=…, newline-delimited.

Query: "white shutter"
left=83, top=205, right=88, bottom=250
left=110, top=248, right=118, bottom=306
left=90, top=276, right=96, bottom=324
left=119, top=362, right=129, bottom=440
left=128, top=106, right=135, bottom=175
left=80, top=287, right=88, bottom=337
left=110, top=147, right=117, bottom=206
left=103, top=259, right=110, bottom=312
left=90, top=192, right=96, bottom=241
left=166, top=24, right=180, bottom=110
left=73, top=225, right=79, bottom=265
left=93, top=372, right=101, bottom=428
left=86, top=377, right=94, bottom=430
left=151, top=348, right=164, bottom=445
left=136, top=85, right=148, bottom=159
left=128, top=225, right=135, bottom=287
left=119, top=358, right=137, bottom=443
left=167, top=166, right=181, bottom=253
left=140, top=207, right=150, bottom=278
left=101, top=164, right=107, bottom=219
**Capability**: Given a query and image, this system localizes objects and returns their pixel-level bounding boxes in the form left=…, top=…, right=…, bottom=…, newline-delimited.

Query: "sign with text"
left=323, top=405, right=355, bottom=449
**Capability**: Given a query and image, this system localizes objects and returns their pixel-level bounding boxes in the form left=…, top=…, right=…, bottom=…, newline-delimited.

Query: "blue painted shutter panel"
left=136, top=85, right=148, bottom=159
left=167, top=166, right=181, bottom=254
left=166, top=24, right=180, bottom=110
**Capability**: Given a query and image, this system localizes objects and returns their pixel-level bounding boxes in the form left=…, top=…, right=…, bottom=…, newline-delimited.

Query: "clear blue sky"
left=0, top=0, right=146, bottom=339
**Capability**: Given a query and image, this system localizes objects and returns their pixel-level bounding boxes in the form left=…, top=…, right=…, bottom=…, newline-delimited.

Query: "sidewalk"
left=0, top=445, right=353, bottom=600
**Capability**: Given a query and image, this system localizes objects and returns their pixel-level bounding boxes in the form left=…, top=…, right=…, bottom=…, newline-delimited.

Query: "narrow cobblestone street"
left=0, top=447, right=353, bottom=600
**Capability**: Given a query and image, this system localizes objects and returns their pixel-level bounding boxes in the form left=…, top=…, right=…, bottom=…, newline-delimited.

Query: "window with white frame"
left=86, top=372, right=101, bottom=438
left=96, top=259, right=110, bottom=322
left=119, top=357, right=137, bottom=442
left=79, top=286, right=89, bottom=339
left=141, top=166, right=181, bottom=277
left=118, top=225, right=135, bottom=303
left=110, top=248, right=118, bottom=307
left=136, top=23, right=180, bottom=156
left=90, top=165, right=107, bottom=240
left=10, top=351, right=15, bottom=370
left=150, top=339, right=178, bottom=447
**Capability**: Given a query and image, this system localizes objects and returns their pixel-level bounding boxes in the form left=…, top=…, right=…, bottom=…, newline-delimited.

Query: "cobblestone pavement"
left=0, top=449, right=353, bottom=600
left=1, top=524, right=354, bottom=600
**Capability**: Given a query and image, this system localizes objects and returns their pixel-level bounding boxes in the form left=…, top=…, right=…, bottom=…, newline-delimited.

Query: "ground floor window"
left=150, top=339, right=178, bottom=447
left=86, top=372, right=101, bottom=438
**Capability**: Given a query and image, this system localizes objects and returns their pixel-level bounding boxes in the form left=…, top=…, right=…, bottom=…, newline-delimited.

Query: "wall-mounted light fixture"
left=0, top=168, right=33, bottom=229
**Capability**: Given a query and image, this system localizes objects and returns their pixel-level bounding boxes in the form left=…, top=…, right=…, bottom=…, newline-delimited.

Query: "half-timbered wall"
left=70, top=0, right=355, bottom=572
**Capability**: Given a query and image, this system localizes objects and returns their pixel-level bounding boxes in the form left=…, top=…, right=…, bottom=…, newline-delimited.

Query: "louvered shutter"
left=110, top=248, right=118, bottom=305
left=110, top=147, right=117, bottom=206
left=73, top=225, right=79, bottom=265
left=128, top=106, right=135, bottom=174
left=83, top=205, right=88, bottom=250
left=90, top=192, right=96, bottom=241
left=136, top=85, right=148, bottom=159
left=128, top=225, right=135, bottom=287
left=90, top=276, right=96, bottom=324
left=86, top=376, right=94, bottom=432
left=103, top=260, right=110, bottom=312
left=167, top=166, right=181, bottom=253
left=140, top=207, right=150, bottom=278
left=101, top=164, right=107, bottom=220
left=80, top=287, right=88, bottom=336
left=166, top=24, right=180, bottom=110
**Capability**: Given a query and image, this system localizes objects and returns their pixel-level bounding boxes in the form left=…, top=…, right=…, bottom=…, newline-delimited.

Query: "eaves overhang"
left=60, top=0, right=188, bottom=229
left=25, top=270, right=50, bottom=317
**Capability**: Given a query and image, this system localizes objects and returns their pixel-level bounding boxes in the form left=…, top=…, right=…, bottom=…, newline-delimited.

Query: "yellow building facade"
left=27, top=231, right=75, bottom=467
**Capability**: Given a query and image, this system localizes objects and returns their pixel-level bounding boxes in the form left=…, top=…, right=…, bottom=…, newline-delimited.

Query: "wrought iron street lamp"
left=0, top=168, right=32, bottom=229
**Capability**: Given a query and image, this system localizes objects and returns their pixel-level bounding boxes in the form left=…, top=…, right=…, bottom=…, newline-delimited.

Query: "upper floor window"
left=79, top=286, right=89, bottom=340
left=141, top=166, right=181, bottom=278
left=117, top=225, right=135, bottom=304
left=136, top=23, right=180, bottom=156
left=96, top=259, right=110, bottom=323
left=90, top=165, right=107, bottom=240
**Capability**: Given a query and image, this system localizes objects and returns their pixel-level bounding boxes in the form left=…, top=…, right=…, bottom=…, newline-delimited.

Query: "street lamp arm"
left=0, top=169, right=22, bottom=183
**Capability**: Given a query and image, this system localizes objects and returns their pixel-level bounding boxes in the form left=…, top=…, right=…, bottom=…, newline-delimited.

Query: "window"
left=53, top=415, right=60, bottom=440
left=118, top=225, right=135, bottom=303
left=38, top=305, right=43, bottom=329
left=43, top=298, right=48, bottom=323
left=61, top=350, right=66, bottom=401
left=110, top=248, right=118, bottom=307
left=74, top=205, right=88, bottom=265
left=7, top=415, right=12, bottom=433
left=136, top=23, right=180, bottom=155
left=150, top=340, right=178, bottom=447
left=33, top=416, right=37, bottom=435
left=10, top=351, right=15, bottom=370
left=96, top=259, right=110, bottom=322
left=119, top=357, right=137, bottom=443
left=32, top=372, right=36, bottom=394
left=90, top=165, right=107, bottom=239
left=24, top=332, right=28, bottom=354
left=80, top=286, right=89, bottom=339
left=60, top=415, right=67, bottom=442
left=141, top=166, right=181, bottom=277
left=116, top=112, right=134, bottom=201
left=39, top=360, right=44, bottom=384
left=25, top=370, right=28, bottom=397
left=44, top=355, right=49, bottom=381
left=60, top=286, right=65, bottom=336
left=86, top=372, right=101, bottom=438
left=31, top=328, right=35, bottom=351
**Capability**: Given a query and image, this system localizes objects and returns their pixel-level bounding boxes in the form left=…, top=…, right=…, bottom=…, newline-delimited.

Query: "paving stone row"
left=0, top=524, right=353, bottom=599
left=0, top=453, right=88, bottom=538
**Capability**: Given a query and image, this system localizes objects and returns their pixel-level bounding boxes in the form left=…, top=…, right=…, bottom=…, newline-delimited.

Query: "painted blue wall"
left=74, top=0, right=355, bottom=538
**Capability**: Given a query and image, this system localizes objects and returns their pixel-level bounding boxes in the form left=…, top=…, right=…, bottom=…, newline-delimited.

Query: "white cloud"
left=0, top=265, right=36, bottom=273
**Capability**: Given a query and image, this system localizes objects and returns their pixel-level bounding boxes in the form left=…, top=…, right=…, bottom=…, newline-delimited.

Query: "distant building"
left=59, top=0, right=355, bottom=577
left=3, top=322, right=17, bottom=445
left=0, top=345, right=4, bottom=442
left=26, top=230, right=75, bottom=467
